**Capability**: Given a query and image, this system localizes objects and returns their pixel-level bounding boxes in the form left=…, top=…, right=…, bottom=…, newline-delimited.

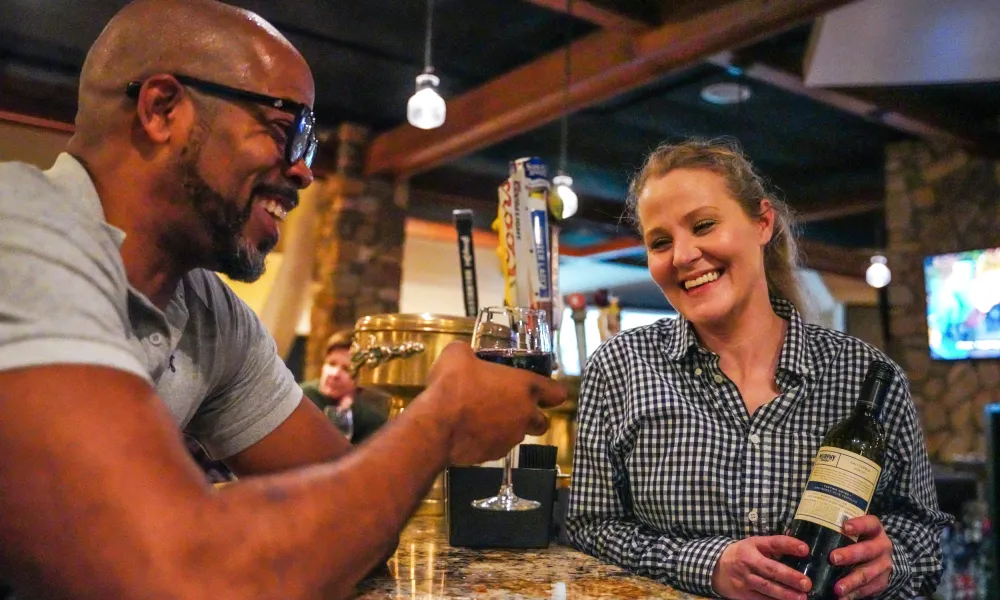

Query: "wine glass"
left=470, top=306, right=553, bottom=511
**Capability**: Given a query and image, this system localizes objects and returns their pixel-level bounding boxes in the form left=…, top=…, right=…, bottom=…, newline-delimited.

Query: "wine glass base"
left=471, top=492, right=541, bottom=512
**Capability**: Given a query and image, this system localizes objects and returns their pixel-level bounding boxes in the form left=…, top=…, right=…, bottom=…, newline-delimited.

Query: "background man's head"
left=319, top=330, right=356, bottom=399
left=70, top=0, right=316, bottom=281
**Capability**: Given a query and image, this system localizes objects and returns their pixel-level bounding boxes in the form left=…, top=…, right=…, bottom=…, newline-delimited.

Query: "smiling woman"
left=566, top=138, right=949, bottom=600
left=626, top=138, right=802, bottom=316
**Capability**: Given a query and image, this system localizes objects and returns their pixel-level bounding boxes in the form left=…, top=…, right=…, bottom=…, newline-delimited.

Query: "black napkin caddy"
left=446, top=466, right=556, bottom=549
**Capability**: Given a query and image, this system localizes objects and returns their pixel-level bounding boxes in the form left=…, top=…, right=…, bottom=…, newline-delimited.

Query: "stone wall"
left=885, top=141, right=1000, bottom=461
left=306, top=124, right=406, bottom=379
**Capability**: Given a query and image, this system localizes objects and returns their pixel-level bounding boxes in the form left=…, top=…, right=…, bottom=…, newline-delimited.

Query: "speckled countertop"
left=354, top=517, right=707, bottom=599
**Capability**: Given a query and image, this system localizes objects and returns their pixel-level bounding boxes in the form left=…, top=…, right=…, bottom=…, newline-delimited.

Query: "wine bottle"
left=781, top=359, right=894, bottom=600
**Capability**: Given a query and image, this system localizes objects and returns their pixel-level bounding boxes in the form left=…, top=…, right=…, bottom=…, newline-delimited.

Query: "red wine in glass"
left=474, top=349, right=553, bottom=376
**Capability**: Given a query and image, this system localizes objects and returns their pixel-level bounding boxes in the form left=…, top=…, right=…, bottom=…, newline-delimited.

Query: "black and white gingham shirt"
left=567, top=298, right=950, bottom=598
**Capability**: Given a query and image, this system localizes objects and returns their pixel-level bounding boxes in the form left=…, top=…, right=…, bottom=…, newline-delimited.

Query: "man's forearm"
left=0, top=365, right=454, bottom=600
left=189, top=393, right=452, bottom=598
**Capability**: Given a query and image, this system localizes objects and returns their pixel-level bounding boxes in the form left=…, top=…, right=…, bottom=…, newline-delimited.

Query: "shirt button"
left=713, top=374, right=724, bottom=384
left=748, top=509, right=759, bottom=523
left=694, top=368, right=703, bottom=376
left=149, top=333, right=164, bottom=346
left=749, top=433, right=761, bottom=445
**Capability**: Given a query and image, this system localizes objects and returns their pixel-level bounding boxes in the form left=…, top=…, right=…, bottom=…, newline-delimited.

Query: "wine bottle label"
left=793, top=446, right=881, bottom=541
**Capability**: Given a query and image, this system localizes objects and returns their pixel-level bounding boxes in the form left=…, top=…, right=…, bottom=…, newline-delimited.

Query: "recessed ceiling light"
left=700, top=82, right=751, bottom=105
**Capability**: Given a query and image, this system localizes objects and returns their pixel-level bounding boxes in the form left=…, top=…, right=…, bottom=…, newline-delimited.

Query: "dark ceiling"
left=2, top=0, right=999, bottom=281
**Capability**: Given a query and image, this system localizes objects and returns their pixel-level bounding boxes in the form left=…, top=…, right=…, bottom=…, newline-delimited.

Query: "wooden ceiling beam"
left=365, top=0, right=858, bottom=178
left=710, top=50, right=1000, bottom=155
left=520, top=0, right=652, bottom=34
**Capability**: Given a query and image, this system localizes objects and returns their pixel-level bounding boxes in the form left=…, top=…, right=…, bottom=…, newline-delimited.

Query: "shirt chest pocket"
left=618, top=385, right=737, bottom=523
left=769, top=427, right=826, bottom=528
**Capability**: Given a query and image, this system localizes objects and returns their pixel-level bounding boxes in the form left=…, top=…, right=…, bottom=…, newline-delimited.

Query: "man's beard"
left=177, top=140, right=274, bottom=282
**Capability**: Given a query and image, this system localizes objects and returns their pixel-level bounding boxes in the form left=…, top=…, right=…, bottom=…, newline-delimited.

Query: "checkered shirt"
left=567, top=298, right=951, bottom=598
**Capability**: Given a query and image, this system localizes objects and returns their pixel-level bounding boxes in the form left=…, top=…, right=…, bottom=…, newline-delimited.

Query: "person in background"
left=566, top=138, right=949, bottom=600
left=0, top=1, right=565, bottom=598
left=301, top=330, right=391, bottom=444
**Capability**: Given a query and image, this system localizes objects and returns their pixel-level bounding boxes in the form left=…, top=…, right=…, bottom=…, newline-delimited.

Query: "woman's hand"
left=831, top=515, right=893, bottom=599
left=712, top=536, right=812, bottom=600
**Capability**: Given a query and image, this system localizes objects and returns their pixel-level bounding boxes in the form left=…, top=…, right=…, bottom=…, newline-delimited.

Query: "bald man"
left=0, top=1, right=565, bottom=598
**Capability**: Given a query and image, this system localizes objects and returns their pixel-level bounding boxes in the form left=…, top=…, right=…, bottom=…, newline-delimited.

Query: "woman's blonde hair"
left=626, top=137, right=803, bottom=312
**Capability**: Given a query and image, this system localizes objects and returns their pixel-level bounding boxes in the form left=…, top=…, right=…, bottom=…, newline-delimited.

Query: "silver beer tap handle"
left=349, top=336, right=426, bottom=379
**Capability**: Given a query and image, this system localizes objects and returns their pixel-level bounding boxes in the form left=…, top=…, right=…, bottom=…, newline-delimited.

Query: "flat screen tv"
left=925, top=247, right=1000, bottom=360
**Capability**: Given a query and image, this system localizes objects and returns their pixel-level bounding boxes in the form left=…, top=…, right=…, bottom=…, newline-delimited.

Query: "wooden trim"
left=0, top=110, right=74, bottom=133
left=405, top=217, right=498, bottom=250
left=798, top=240, right=870, bottom=279
left=366, top=0, right=858, bottom=178
left=794, top=192, right=883, bottom=224
left=521, top=0, right=652, bottom=33
left=560, top=236, right=644, bottom=260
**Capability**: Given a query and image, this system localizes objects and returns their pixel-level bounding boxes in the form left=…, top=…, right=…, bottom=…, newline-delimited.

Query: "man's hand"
left=831, top=516, right=893, bottom=599
left=712, top=536, right=811, bottom=600
left=423, top=342, right=566, bottom=465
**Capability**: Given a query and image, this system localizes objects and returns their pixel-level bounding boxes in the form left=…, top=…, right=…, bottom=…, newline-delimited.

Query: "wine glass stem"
left=499, top=447, right=515, bottom=494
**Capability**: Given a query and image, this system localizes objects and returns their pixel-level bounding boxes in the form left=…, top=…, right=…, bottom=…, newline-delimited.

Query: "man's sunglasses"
left=125, top=74, right=317, bottom=169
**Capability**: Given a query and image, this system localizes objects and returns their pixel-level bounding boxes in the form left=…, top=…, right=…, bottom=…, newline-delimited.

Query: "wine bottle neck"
left=856, top=376, right=890, bottom=419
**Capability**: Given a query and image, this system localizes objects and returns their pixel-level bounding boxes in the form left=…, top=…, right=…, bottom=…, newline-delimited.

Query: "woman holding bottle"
left=566, top=139, right=949, bottom=600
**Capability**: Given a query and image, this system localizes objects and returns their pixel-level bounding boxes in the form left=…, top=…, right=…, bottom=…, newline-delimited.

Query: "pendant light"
left=552, top=0, right=577, bottom=219
left=866, top=254, right=891, bottom=288
left=866, top=215, right=891, bottom=288
left=407, top=0, right=446, bottom=129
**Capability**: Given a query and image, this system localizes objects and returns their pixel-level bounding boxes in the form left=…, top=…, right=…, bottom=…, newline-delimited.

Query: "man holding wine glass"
left=567, top=139, right=949, bottom=600
left=0, top=1, right=567, bottom=598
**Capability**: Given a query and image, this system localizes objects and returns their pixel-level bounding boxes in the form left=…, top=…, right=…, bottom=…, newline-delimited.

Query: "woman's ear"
left=758, top=198, right=776, bottom=246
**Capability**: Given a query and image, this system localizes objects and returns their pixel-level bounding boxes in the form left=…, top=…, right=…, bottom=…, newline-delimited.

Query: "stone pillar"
left=885, top=140, right=1000, bottom=461
left=306, top=124, right=406, bottom=379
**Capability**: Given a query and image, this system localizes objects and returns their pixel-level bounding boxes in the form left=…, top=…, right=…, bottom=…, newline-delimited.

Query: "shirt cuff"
left=675, top=536, right=733, bottom=597
left=882, top=535, right=913, bottom=598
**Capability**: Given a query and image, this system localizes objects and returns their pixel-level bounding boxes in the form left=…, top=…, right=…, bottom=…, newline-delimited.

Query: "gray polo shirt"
left=0, top=153, right=301, bottom=458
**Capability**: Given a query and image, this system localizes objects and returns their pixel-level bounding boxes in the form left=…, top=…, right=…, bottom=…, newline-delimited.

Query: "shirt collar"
left=772, top=297, right=816, bottom=381
left=663, top=312, right=701, bottom=362
left=662, top=296, right=816, bottom=380
left=45, top=152, right=127, bottom=247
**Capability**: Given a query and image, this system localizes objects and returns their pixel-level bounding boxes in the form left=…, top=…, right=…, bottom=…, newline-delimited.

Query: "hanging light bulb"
left=407, top=69, right=445, bottom=129
left=552, top=172, right=577, bottom=219
left=866, top=254, right=891, bottom=288
left=551, top=0, right=577, bottom=220
left=407, top=0, right=445, bottom=130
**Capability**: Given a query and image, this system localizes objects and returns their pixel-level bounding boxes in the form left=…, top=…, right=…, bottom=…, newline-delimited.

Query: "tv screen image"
left=924, top=247, right=1000, bottom=360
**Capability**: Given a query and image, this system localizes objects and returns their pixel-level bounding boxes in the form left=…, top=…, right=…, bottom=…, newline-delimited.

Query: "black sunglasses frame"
left=125, top=74, right=317, bottom=168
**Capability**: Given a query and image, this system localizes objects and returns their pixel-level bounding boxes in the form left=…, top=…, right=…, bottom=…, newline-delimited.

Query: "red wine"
left=475, top=349, right=553, bottom=376
left=780, top=360, right=893, bottom=600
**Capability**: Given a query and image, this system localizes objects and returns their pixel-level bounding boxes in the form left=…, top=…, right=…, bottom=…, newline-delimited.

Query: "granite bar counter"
left=354, top=516, right=708, bottom=600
